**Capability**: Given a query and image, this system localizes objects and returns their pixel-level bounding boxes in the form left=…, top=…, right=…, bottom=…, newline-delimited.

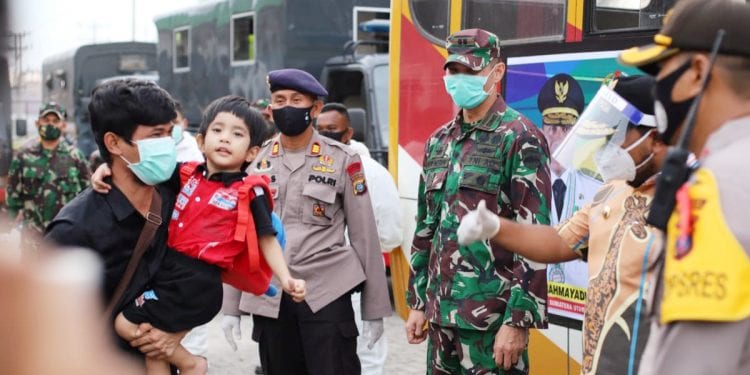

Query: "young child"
left=94, top=95, right=304, bottom=375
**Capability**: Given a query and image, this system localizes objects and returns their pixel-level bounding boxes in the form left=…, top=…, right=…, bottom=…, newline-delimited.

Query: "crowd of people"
left=2, top=0, right=750, bottom=374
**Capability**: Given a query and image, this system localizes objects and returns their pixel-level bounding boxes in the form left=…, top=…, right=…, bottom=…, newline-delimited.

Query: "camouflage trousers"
left=426, top=323, right=529, bottom=375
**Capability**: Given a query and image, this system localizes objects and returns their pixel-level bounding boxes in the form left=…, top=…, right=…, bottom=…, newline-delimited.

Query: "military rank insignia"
left=310, top=142, right=321, bottom=156
left=346, top=161, right=367, bottom=195
left=271, top=142, right=280, bottom=156
left=313, top=202, right=325, bottom=217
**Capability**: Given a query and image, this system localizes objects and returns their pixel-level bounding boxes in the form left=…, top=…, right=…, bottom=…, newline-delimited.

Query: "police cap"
left=268, top=69, right=328, bottom=97
left=537, top=73, right=584, bottom=125
left=619, top=0, right=750, bottom=74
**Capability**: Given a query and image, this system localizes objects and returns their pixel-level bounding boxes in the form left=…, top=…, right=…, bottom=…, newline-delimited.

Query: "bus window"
left=463, top=0, right=566, bottom=45
left=174, top=27, right=190, bottom=71
left=231, top=12, right=255, bottom=64
left=408, top=0, right=450, bottom=44
left=593, top=0, right=676, bottom=32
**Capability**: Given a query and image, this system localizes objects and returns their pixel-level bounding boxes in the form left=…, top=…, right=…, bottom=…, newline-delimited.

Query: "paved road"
left=204, top=312, right=427, bottom=374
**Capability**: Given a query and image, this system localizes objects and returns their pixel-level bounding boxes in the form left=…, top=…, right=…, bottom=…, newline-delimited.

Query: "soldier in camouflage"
left=405, top=29, right=551, bottom=374
left=6, top=102, right=90, bottom=243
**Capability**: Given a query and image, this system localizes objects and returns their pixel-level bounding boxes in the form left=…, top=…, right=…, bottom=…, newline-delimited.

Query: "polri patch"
left=308, top=174, right=336, bottom=187
left=346, top=161, right=367, bottom=195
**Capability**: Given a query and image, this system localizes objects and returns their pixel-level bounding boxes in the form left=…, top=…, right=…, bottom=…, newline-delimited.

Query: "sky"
left=9, top=0, right=211, bottom=72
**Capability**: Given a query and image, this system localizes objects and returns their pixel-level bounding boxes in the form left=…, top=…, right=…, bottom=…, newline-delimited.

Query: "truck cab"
left=320, top=36, right=390, bottom=167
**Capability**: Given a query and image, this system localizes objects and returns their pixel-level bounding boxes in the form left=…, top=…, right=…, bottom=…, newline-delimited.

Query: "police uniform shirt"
left=234, top=130, right=392, bottom=320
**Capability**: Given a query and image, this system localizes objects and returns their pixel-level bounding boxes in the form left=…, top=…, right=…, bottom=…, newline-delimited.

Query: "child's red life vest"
left=168, top=162, right=274, bottom=295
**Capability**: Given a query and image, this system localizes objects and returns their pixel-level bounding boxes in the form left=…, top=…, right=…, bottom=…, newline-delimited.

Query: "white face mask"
left=594, top=130, right=654, bottom=183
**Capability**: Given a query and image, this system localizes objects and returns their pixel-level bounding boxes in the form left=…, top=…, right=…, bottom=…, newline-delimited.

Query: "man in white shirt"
left=317, top=102, right=402, bottom=375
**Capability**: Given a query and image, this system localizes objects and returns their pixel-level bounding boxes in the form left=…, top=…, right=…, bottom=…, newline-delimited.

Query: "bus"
left=388, top=1, right=675, bottom=373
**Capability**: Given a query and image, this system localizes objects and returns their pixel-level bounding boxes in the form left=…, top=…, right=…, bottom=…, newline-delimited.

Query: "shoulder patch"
left=346, top=161, right=367, bottom=195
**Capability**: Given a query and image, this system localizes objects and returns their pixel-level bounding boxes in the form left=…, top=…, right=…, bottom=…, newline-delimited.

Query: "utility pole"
left=131, top=0, right=136, bottom=41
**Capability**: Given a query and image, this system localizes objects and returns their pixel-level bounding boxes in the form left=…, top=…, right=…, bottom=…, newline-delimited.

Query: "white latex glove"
left=221, top=315, right=241, bottom=351
left=362, top=318, right=385, bottom=350
left=457, top=200, right=501, bottom=246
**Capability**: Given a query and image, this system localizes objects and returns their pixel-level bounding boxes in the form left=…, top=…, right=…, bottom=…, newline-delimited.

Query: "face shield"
left=552, top=85, right=647, bottom=181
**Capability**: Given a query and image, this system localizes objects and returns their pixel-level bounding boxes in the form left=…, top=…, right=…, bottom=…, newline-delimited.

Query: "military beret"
left=268, top=69, right=328, bottom=97
left=537, top=73, right=584, bottom=125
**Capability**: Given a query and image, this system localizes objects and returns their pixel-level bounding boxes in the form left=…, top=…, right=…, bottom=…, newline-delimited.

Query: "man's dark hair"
left=89, top=79, right=176, bottom=163
left=199, top=95, right=268, bottom=148
left=174, top=100, right=185, bottom=117
left=320, top=102, right=350, bottom=122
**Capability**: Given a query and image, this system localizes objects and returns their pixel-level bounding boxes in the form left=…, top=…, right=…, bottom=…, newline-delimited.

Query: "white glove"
left=362, top=318, right=385, bottom=350
left=457, top=200, right=501, bottom=246
left=221, top=315, right=241, bottom=351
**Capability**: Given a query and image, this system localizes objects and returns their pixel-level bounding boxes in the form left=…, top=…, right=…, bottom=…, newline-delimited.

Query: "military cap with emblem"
left=537, top=73, right=584, bottom=126
left=39, top=101, right=67, bottom=120
left=443, top=28, right=501, bottom=71
left=619, top=0, right=750, bottom=75
left=267, top=68, right=328, bottom=97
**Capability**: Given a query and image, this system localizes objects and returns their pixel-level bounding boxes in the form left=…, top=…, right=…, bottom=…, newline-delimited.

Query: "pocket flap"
left=302, top=183, right=337, bottom=204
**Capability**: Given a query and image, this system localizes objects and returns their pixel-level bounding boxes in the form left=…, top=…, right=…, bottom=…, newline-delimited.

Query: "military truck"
left=154, top=0, right=390, bottom=164
left=41, top=42, right=157, bottom=157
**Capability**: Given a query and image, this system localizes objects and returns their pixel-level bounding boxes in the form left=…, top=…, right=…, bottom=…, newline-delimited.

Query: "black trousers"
left=252, top=292, right=360, bottom=375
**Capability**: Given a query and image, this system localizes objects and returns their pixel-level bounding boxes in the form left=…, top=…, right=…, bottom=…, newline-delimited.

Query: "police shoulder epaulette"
left=321, top=137, right=356, bottom=156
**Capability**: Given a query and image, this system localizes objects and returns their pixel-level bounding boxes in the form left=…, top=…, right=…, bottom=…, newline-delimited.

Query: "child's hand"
left=91, top=163, right=113, bottom=193
left=283, top=278, right=306, bottom=302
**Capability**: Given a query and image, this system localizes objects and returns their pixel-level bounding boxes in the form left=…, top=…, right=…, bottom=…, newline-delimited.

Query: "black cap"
left=537, top=73, right=584, bottom=125
left=267, top=69, right=328, bottom=97
left=613, top=75, right=656, bottom=127
left=619, top=0, right=750, bottom=74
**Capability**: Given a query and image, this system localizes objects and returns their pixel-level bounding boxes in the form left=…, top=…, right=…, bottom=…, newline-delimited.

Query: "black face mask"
left=319, top=130, right=346, bottom=143
left=654, top=60, right=695, bottom=144
left=272, top=106, right=312, bottom=136
left=39, top=124, right=62, bottom=141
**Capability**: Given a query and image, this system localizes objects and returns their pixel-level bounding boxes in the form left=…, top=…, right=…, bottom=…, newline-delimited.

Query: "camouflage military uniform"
left=6, top=141, right=90, bottom=234
left=407, top=96, right=551, bottom=374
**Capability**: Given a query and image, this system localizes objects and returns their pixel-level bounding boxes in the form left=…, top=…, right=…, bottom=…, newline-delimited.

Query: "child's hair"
left=198, top=95, right=268, bottom=148
left=89, top=79, right=176, bottom=163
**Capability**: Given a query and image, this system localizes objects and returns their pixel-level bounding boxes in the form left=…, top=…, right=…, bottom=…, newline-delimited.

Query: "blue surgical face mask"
left=172, top=124, right=184, bottom=144
left=120, top=136, right=177, bottom=185
left=443, top=72, right=491, bottom=109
